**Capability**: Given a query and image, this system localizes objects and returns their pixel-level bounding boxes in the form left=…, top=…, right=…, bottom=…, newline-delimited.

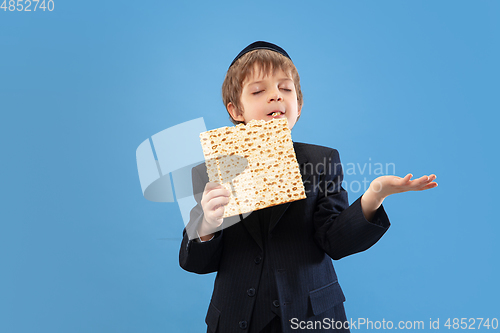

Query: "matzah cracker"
left=200, top=118, right=306, bottom=218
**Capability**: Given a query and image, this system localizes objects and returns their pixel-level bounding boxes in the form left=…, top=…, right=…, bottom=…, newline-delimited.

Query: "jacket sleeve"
left=179, top=164, right=224, bottom=274
left=313, top=149, right=390, bottom=260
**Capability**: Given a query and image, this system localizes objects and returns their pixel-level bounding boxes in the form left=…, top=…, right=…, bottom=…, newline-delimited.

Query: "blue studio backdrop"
left=1, top=1, right=499, bottom=332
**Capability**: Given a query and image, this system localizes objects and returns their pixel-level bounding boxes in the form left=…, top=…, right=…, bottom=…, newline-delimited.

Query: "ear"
left=227, top=102, right=245, bottom=122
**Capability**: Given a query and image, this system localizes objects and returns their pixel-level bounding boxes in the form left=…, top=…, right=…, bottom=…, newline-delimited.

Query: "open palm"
left=370, top=174, right=438, bottom=198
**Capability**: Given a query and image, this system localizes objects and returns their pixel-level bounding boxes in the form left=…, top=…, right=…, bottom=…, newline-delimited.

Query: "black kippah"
left=229, top=41, right=292, bottom=68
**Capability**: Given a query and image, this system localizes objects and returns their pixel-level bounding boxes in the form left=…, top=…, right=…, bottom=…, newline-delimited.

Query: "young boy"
left=179, top=41, right=437, bottom=333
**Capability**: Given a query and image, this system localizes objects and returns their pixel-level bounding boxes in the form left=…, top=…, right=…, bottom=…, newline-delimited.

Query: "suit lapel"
left=241, top=211, right=263, bottom=250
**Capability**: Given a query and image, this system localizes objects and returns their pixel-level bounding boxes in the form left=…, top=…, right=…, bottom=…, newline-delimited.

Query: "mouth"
left=268, top=111, right=285, bottom=118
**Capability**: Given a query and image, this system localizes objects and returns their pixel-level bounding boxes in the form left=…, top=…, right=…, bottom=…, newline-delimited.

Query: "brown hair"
left=222, top=49, right=303, bottom=125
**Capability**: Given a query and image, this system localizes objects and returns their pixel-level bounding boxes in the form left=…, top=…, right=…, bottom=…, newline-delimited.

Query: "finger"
left=399, top=175, right=428, bottom=190
left=214, top=204, right=225, bottom=216
left=412, top=175, right=430, bottom=185
left=202, top=183, right=223, bottom=201
left=422, top=174, right=437, bottom=184
left=411, top=179, right=438, bottom=191
left=398, top=173, right=412, bottom=186
left=205, top=182, right=231, bottom=198
left=204, top=186, right=231, bottom=202
left=421, top=174, right=436, bottom=182
left=206, top=196, right=230, bottom=211
left=208, top=205, right=225, bottom=225
left=205, top=182, right=224, bottom=191
left=420, top=174, right=437, bottom=182
left=420, top=182, right=438, bottom=190
left=206, top=187, right=231, bottom=199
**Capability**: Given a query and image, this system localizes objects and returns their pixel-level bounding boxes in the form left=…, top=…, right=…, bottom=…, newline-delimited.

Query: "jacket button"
left=254, top=255, right=262, bottom=264
left=239, top=320, right=248, bottom=329
left=273, top=300, right=280, bottom=308
left=247, top=288, right=256, bottom=297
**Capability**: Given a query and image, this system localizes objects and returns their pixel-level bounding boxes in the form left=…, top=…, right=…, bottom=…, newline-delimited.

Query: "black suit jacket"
left=179, top=142, right=390, bottom=333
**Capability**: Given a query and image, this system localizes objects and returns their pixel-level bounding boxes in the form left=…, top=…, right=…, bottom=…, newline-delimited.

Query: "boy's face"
left=227, top=65, right=301, bottom=130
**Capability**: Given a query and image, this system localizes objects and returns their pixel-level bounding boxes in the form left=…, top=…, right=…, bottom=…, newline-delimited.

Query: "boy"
left=179, top=41, right=437, bottom=333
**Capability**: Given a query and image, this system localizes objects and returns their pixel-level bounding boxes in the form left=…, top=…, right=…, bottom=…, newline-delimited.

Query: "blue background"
left=1, top=0, right=499, bottom=332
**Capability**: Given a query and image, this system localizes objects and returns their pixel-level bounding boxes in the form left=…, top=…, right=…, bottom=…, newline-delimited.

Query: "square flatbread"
left=199, top=118, right=306, bottom=218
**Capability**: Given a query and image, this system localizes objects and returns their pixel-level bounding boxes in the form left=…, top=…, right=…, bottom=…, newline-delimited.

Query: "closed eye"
left=281, top=88, right=292, bottom=92
left=252, top=90, right=263, bottom=95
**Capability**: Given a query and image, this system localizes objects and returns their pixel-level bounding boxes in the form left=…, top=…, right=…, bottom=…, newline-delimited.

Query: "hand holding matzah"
left=199, top=118, right=306, bottom=224
left=199, top=182, right=230, bottom=239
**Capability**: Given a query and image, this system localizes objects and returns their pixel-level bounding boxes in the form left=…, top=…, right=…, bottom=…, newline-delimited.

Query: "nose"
left=268, top=89, right=282, bottom=102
